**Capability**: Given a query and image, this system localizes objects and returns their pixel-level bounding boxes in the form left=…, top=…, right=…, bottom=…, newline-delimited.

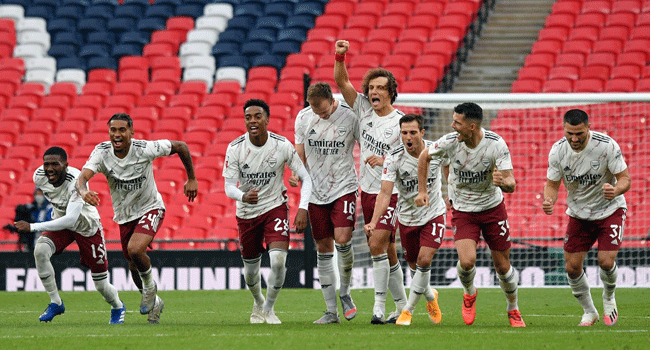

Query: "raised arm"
left=493, top=169, right=516, bottom=193
left=170, top=141, right=198, bottom=202
left=333, top=40, right=358, bottom=108
left=76, top=168, right=100, bottom=206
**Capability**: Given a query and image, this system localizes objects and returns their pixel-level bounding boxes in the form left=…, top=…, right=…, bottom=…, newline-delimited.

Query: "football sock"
left=600, top=263, right=618, bottom=300
left=405, top=265, right=430, bottom=313
left=92, top=271, right=123, bottom=309
left=568, top=271, right=597, bottom=314
left=34, top=238, right=61, bottom=305
left=457, top=261, right=477, bottom=296
left=498, top=266, right=520, bottom=312
left=372, top=254, right=389, bottom=316
left=243, top=255, right=265, bottom=306
left=389, top=262, right=407, bottom=310
left=335, top=242, right=354, bottom=297
left=139, top=267, right=156, bottom=291
left=317, top=252, right=338, bottom=314
left=263, top=249, right=287, bottom=313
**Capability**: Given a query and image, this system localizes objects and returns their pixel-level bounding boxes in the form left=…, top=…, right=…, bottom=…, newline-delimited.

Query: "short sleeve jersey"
left=34, top=166, right=102, bottom=237
left=295, top=100, right=359, bottom=204
left=382, top=140, right=447, bottom=226
left=83, top=139, right=172, bottom=224
left=547, top=131, right=627, bottom=220
left=353, top=94, right=402, bottom=194
left=429, top=129, right=513, bottom=212
left=222, top=132, right=305, bottom=219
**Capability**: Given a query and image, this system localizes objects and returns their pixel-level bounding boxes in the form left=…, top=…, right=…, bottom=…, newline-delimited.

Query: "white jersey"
left=83, top=139, right=172, bottom=224
left=33, top=166, right=102, bottom=237
left=222, top=131, right=304, bottom=219
left=382, top=140, right=447, bottom=226
left=353, top=93, right=402, bottom=194
left=547, top=131, right=627, bottom=220
left=295, top=100, right=358, bottom=204
left=429, top=129, right=513, bottom=212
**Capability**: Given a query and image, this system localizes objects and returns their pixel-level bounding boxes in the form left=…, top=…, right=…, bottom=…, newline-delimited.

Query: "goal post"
left=338, top=93, right=650, bottom=288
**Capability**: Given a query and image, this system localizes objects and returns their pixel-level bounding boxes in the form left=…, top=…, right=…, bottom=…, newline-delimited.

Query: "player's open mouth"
left=113, top=140, right=123, bottom=147
left=46, top=173, right=56, bottom=181
left=406, top=141, right=413, bottom=149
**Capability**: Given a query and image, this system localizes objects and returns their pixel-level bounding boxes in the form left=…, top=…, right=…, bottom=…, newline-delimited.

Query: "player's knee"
left=33, top=237, right=53, bottom=261
left=598, top=257, right=615, bottom=271
left=565, top=261, right=582, bottom=277
left=269, top=249, right=287, bottom=272
left=127, top=245, right=145, bottom=259
left=458, top=257, right=476, bottom=271
left=416, top=255, right=433, bottom=268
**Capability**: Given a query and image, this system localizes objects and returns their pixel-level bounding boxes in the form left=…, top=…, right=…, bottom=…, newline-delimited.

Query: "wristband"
left=335, top=53, right=345, bottom=62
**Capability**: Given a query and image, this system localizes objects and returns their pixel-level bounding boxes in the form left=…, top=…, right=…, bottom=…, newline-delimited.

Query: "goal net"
left=344, top=93, right=650, bottom=288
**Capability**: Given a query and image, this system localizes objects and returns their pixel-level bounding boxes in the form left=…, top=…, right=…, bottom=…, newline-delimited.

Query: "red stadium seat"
left=113, top=81, right=145, bottom=98
left=82, top=82, right=112, bottom=99
left=169, top=94, right=200, bottom=114
left=600, top=25, right=630, bottom=40
left=592, top=39, right=624, bottom=55
left=284, top=53, right=316, bottom=72
left=637, top=77, right=650, bottom=91
left=544, top=13, right=576, bottom=31
left=138, top=94, right=168, bottom=115
left=407, top=14, right=438, bottom=31
left=574, top=78, right=605, bottom=92
left=604, top=77, right=636, bottom=92
left=568, top=26, right=599, bottom=42
left=585, top=52, right=617, bottom=68
left=606, top=13, right=638, bottom=30
left=562, top=39, right=592, bottom=56
left=87, top=69, right=117, bottom=86
left=355, top=1, right=385, bottom=17
left=49, top=82, right=78, bottom=103
left=524, top=53, right=556, bottom=69
left=575, top=13, right=606, bottom=29
left=413, top=1, right=445, bottom=17
left=119, top=68, right=149, bottom=91
left=531, top=39, right=563, bottom=55
left=580, top=66, right=610, bottom=82
left=610, top=65, right=642, bottom=79
left=517, top=66, right=549, bottom=81
left=324, top=0, right=355, bottom=19
left=541, top=78, right=573, bottom=92
left=511, top=79, right=543, bottom=93
left=144, top=82, right=177, bottom=99
left=549, top=65, right=580, bottom=81
left=178, top=81, right=208, bottom=99
left=581, top=1, right=612, bottom=15
left=538, top=27, right=570, bottom=42
left=551, top=0, right=581, bottom=16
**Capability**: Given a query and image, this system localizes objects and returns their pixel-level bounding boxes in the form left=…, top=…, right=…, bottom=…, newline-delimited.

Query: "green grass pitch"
left=1, top=288, right=648, bottom=349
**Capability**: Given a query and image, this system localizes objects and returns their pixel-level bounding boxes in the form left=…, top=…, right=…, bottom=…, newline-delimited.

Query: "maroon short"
left=236, top=204, right=290, bottom=259
left=308, top=191, right=357, bottom=241
left=564, top=208, right=626, bottom=253
left=398, top=215, right=446, bottom=263
left=361, top=191, right=397, bottom=242
left=451, top=200, right=511, bottom=251
left=119, top=209, right=165, bottom=259
left=43, top=229, right=108, bottom=273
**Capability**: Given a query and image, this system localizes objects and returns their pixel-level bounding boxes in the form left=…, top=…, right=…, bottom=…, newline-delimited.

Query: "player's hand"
left=294, top=208, right=308, bottom=232
left=335, top=40, right=349, bottom=55
left=602, top=183, right=616, bottom=200
left=81, top=190, right=100, bottom=206
left=184, top=178, right=198, bottom=202
left=288, top=173, right=300, bottom=187
left=492, top=168, right=503, bottom=187
left=542, top=198, right=554, bottom=215
left=365, top=155, right=384, bottom=168
left=242, top=189, right=259, bottom=204
left=415, top=192, right=429, bottom=207
left=363, top=222, right=376, bottom=238
left=13, top=221, right=30, bottom=232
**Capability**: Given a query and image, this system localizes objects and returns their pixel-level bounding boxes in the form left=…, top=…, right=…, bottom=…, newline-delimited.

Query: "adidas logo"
left=309, top=129, right=317, bottom=135
left=347, top=215, right=353, bottom=221
left=243, top=164, right=250, bottom=169
left=401, top=171, right=410, bottom=177
left=455, top=160, right=462, bottom=165
left=564, top=166, right=571, bottom=172
left=367, top=122, right=373, bottom=127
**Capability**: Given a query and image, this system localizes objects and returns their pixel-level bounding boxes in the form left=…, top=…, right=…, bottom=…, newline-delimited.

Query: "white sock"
left=405, top=266, right=430, bottom=313
left=568, top=271, right=597, bottom=314
left=263, top=249, right=287, bottom=313
left=34, top=238, right=61, bottom=305
left=411, top=266, right=436, bottom=301
left=389, top=262, right=407, bottom=310
left=498, top=266, right=519, bottom=312
left=317, top=252, right=338, bottom=314
left=335, top=242, right=354, bottom=297
left=600, top=264, right=618, bottom=300
left=243, top=255, right=265, bottom=306
left=92, top=272, right=123, bottom=309
left=457, top=260, right=476, bottom=295
left=139, top=267, right=156, bottom=291
left=372, top=254, right=389, bottom=316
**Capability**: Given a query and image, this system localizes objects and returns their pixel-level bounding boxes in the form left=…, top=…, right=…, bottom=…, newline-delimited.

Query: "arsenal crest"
left=590, top=160, right=600, bottom=171
left=481, top=159, right=491, bottom=168
left=384, top=128, right=393, bottom=138
left=267, top=158, right=277, bottom=167
left=337, top=127, right=346, bottom=137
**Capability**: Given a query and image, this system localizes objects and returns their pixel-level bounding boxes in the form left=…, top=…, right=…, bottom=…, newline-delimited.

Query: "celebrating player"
left=290, top=82, right=359, bottom=324
left=364, top=114, right=445, bottom=326
left=77, top=113, right=198, bottom=324
left=15, top=147, right=125, bottom=324
left=334, top=39, right=407, bottom=324
left=416, top=102, right=525, bottom=327
left=543, top=109, right=630, bottom=326
left=223, top=99, right=312, bottom=324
